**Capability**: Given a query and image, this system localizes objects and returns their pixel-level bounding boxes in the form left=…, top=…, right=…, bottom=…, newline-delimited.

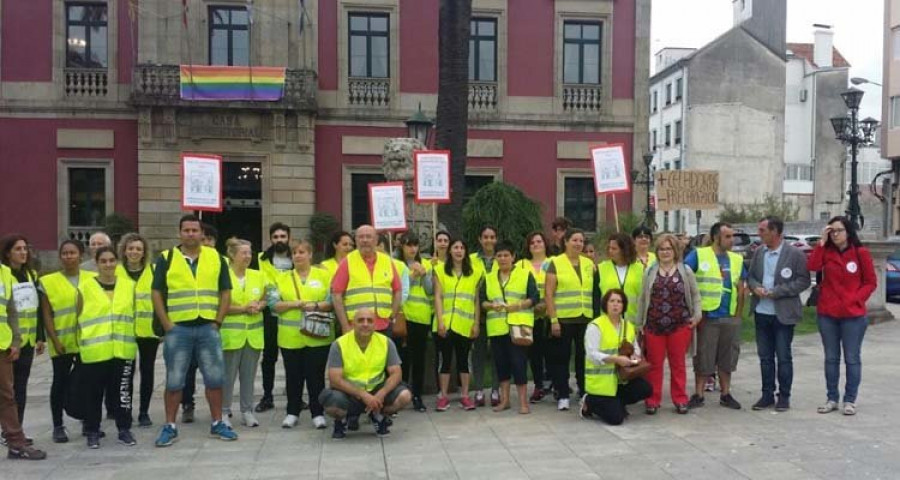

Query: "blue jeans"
left=817, top=315, right=868, bottom=403
left=163, top=323, right=225, bottom=391
left=754, top=313, right=795, bottom=399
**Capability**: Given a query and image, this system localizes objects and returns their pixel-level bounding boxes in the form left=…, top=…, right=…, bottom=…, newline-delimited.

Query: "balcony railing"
left=64, top=68, right=109, bottom=97
left=67, top=226, right=101, bottom=243
left=131, top=64, right=317, bottom=111
left=468, top=81, right=497, bottom=111
left=562, top=84, right=602, bottom=112
left=348, top=77, right=390, bottom=107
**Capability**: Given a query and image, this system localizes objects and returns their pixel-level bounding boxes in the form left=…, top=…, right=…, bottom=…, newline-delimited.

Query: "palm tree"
left=435, top=0, right=472, bottom=234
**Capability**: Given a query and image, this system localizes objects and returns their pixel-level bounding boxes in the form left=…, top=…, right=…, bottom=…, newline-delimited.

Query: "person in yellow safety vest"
left=433, top=238, right=484, bottom=412
left=254, top=222, right=295, bottom=415
left=332, top=225, right=402, bottom=335
left=429, top=230, right=451, bottom=270
left=632, top=225, right=658, bottom=269
left=319, top=308, right=412, bottom=439
left=471, top=225, right=500, bottom=408
left=0, top=234, right=44, bottom=444
left=684, top=222, right=747, bottom=411
left=40, top=240, right=95, bottom=444
left=480, top=240, right=538, bottom=414
left=545, top=228, right=598, bottom=412
left=0, top=260, right=47, bottom=460
left=580, top=289, right=651, bottom=425
left=75, top=246, right=139, bottom=448
left=114, top=233, right=159, bottom=429
left=597, top=233, right=645, bottom=325
left=318, top=231, right=355, bottom=282
left=220, top=239, right=267, bottom=429
left=396, top=234, right=434, bottom=413
left=377, top=233, right=410, bottom=311
left=583, top=242, right=598, bottom=265
left=519, top=231, right=552, bottom=403
left=151, top=214, right=236, bottom=447
left=272, top=240, right=334, bottom=430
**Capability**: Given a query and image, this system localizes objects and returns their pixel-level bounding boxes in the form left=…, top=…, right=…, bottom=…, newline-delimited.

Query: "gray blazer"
left=747, top=241, right=811, bottom=325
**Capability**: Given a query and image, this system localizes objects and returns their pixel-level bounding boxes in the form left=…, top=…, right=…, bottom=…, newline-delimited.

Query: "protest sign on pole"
left=414, top=150, right=451, bottom=242
left=369, top=182, right=408, bottom=232
left=654, top=170, right=719, bottom=211
left=590, top=144, right=631, bottom=232
left=181, top=153, right=223, bottom=212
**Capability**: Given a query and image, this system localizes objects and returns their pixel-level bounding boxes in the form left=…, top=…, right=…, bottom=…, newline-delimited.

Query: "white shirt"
left=584, top=320, right=641, bottom=365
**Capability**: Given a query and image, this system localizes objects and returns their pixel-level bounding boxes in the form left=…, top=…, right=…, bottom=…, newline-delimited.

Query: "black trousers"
left=402, top=322, right=430, bottom=397
left=134, top=338, right=160, bottom=415
left=12, top=345, right=34, bottom=424
left=491, top=334, right=528, bottom=386
left=548, top=322, right=587, bottom=399
left=583, top=378, right=652, bottom=426
left=529, top=318, right=550, bottom=388
left=260, top=309, right=281, bottom=400
left=437, top=331, right=471, bottom=374
left=50, top=353, right=77, bottom=427
left=281, top=346, right=329, bottom=417
left=82, top=359, right=134, bottom=433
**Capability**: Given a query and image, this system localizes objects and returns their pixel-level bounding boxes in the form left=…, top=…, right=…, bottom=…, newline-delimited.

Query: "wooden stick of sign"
left=611, top=195, right=620, bottom=232
left=388, top=231, right=394, bottom=258
left=432, top=204, right=438, bottom=244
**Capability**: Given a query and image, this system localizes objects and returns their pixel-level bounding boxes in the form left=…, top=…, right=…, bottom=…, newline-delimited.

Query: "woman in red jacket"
left=807, top=216, right=876, bottom=416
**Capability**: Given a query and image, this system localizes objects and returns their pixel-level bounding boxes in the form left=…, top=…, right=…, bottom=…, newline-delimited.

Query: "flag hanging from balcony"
left=180, top=65, right=286, bottom=101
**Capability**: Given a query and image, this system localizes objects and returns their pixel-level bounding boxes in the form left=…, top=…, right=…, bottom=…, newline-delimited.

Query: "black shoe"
left=775, top=396, right=790, bottom=412
left=413, top=396, right=427, bottom=412
left=81, top=430, right=105, bottom=439
left=117, top=430, right=137, bottom=447
left=254, top=397, right=274, bottom=413
left=372, top=414, right=390, bottom=437
left=347, top=415, right=360, bottom=431
left=7, top=445, right=47, bottom=460
left=138, top=414, right=153, bottom=427
left=181, top=405, right=195, bottom=424
left=751, top=396, right=775, bottom=411
left=52, top=426, right=69, bottom=444
left=720, top=394, right=742, bottom=410
left=332, top=420, right=347, bottom=439
left=675, top=404, right=689, bottom=415
left=86, top=433, right=100, bottom=449
left=687, top=394, right=705, bottom=409
left=645, top=406, right=658, bottom=415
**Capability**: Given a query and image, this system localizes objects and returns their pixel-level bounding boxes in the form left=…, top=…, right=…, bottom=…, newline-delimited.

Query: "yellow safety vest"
left=695, top=247, right=743, bottom=316
left=435, top=266, right=483, bottom=336
left=597, top=261, right=644, bottom=324
left=584, top=315, right=635, bottom=397
left=344, top=251, right=394, bottom=321
left=550, top=255, right=594, bottom=320
left=470, top=252, right=496, bottom=282
left=275, top=268, right=333, bottom=349
left=641, top=252, right=658, bottom=269
left=484, top=266, right=534, bottom=336
left=402, top=260, right=433, bottom=325
left=78, top=277, right=137, bottom=363
left=41, top=270, right=97, bottom=356
left=318, top=258, right=339, bottom=284
left=116, top=265, right=157, bottom=339
left=221, top=268, right=266, bottom=351
left=336, top=331, right=389, bottom=392
left=10, top=269, right=39, bottom=347
left=0, top=265, right=13, bottom=350
left=164, top=246, right=222, bottom=322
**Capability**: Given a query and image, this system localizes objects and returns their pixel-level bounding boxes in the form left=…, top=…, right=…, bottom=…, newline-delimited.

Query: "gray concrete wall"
left=738, top=0, right=787, bottom=60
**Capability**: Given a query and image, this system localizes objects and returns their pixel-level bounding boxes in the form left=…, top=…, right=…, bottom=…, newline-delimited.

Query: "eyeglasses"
left=636, top=234, right=651, bottom=240
left=830, top=228, right=846, bottom=235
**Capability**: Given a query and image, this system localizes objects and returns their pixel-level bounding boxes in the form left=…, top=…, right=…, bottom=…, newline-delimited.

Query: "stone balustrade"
left=64, top=68, right=109, bottom=97
left=562, top=84, right=603, bottom=112
left=348, top=77, right=391, bottom=107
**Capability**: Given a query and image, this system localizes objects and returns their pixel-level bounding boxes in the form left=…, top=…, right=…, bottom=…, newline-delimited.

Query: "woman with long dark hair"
left=319, top=231, right=354, bottom=280
left=397, top=234, right=434, bottom=412
left=519, top=231, right=551, bottom=402
left=808, top=216, right=876, bottom=416
left=597, top=233, right=644, bottom=325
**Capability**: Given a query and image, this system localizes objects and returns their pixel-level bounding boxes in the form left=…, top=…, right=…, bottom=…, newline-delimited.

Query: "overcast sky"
left=651, top=0, right=884, bottom=119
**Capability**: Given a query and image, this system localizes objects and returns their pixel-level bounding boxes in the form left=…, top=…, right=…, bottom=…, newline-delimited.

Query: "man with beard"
left=254, top=223, right=303, bottom=413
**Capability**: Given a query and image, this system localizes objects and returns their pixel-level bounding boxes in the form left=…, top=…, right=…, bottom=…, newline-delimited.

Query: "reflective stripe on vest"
left=78, top=278, right=137, bottom=363
left=165, top=246, right=221, bottom=322
left=551, top=255, right=593, bottom=319
left=597, top=261, right=644, bottom=324
left=584, top=315, right=635, bottom=396
left=42, top=270, right=97, bottom=356
left=336, top=331, right=389, bottom=391
left=695, top=248, right=743, bottom=315
left=221, top=268, right=266, bottom=351
left=435, top=267, right=482, bottom=337
left=484, top=266, right=534, bottom=336
left=403, top=261, right=433, bottom=325
left=344, top=251, right=394, bottom=321
left=275, top=268, right=332, bottom=349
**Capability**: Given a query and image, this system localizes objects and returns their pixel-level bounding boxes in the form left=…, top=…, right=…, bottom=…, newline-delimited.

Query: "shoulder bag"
left=616, top=321, right=651, bottom=381
left=290, top=272, right=332, bottom=339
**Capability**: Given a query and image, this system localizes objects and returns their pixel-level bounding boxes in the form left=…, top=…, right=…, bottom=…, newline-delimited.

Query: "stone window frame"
left=54, top=0, right=118, bottom=97
left=553, top=7, right=613, bottom=114
left=57, top=158, right=115, bottom=241
left=337, top=1, right=400, bottom=108
left=556, top=168, right=603, bottom=232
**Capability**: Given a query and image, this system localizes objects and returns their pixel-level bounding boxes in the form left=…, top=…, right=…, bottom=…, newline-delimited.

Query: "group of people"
left=0, top=212, right=877, bottom=459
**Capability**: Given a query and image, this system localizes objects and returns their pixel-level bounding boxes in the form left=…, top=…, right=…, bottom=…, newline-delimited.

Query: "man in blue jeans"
left=151, top=214, right=237, bottom=446
left=747, top=216, right=810, bottom=412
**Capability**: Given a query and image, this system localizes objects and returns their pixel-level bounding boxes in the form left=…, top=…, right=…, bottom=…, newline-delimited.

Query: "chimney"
left=814, top=24, right=834, bottom=68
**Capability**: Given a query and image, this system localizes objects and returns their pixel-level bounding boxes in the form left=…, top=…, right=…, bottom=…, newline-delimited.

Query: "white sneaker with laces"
left=312, top=415, right=327, bottom=429
left=558, top=398, right=570, bottom=411
left=281, top=414, right=299, bottom=428
left=242, top=411, right=260, bottom=427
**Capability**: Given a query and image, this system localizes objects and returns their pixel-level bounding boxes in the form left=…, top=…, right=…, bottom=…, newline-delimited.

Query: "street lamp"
left=831, top=87, right=880, bottom=228
left=631, top=152, right=656, bottom=229
left=405, top=103, right=434, bottom=146
left=850, top=77, right=883, bottom=87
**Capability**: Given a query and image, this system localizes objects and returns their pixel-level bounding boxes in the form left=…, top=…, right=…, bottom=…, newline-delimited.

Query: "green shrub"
left=309, top=211, right=340, bottom=262
left=461, top=182, right=543, bottom=254
left=102, top=213, right=136, bottom=245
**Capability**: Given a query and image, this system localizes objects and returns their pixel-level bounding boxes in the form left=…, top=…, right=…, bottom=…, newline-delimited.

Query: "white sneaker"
left=222, top=418, right=233, bottom=428
left=242, top=412, right=260, bottom=428
left=557, top=398, right=570, bottom=411
left=312, top=415, right=327, bottom=429
left=281, top=414, right=299, bottom=429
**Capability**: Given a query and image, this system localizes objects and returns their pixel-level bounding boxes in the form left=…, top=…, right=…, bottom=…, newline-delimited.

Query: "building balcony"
left=562, top=84, right=602, bottom=112
left=64, top=68, right=109, bottom=98
left=469, top=81, right=498, bottom=111
left=348, top=77, right=391, bottom=107
left=130, top=64, right=317, bottom=111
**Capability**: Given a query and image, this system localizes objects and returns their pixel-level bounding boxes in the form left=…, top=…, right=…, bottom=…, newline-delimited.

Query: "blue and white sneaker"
left=210, top=421, right=238, bottom=441
left=155, top=424, right=178, bottom=447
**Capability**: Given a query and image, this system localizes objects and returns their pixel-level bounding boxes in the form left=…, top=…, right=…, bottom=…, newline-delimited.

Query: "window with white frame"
left=674, top=120, right=682, bottom=145
left=892, top=96, right=900, bottom=128
left=651, top=91, right=658, bottom=113
left=785, top=164, right=813, bottom=181
left=651, top=129, right=657, bottom=150
left=675, top=77, right=683, bottom=100
left=664, top=124, right=671, bottom=146
left=665, top=83, right=672, bottom=105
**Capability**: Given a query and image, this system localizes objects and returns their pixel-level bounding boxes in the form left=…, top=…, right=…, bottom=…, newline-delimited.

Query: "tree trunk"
left=435, top=0, right=472, bottom=235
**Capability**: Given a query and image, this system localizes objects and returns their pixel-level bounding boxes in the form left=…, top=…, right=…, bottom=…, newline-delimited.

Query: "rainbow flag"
left=180, top=65, right=286, bottom=101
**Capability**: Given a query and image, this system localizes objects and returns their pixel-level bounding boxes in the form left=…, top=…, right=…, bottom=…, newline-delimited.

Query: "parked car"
left=887, top=249, right=900, bottom=301
left=731, top=231, right=754, bottom=261
left=784, top=234, right=820, bottom=256
left=748, top=234, right=762, bottom=255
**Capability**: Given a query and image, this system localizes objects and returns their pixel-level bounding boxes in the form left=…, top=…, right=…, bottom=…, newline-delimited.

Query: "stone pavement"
left=5, top=307, right=900, bottom=480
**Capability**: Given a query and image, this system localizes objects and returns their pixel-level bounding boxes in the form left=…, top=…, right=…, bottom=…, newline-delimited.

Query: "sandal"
left=7, top=445, right=47, bottom=460
left=842, top=402, right=857, bottom=416
left=817, top=401, right=838, bottom=414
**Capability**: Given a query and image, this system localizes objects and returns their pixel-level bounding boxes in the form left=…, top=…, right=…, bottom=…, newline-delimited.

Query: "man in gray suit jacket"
left=747, top=216, right=811, bottom=412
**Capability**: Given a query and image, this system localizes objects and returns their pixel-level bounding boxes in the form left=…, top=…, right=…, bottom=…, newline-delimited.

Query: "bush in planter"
left=461, top=182, right=543, bottom=254
left=309, top=211, right=340, bottom=263
left=102, top=213, right=137, bottom=246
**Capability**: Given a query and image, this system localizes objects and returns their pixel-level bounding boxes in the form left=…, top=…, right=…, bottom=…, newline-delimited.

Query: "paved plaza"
left=5, top=306, right=900, bottom=480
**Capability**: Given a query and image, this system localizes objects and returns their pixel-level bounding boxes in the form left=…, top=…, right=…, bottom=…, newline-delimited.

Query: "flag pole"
left=183, top=0, right=196, bottom=98
left=247, top=0, right=254, bottom=100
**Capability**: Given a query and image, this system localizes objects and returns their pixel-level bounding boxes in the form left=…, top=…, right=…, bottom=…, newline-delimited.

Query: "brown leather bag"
left=391, top=313, right=408, bottom=338
left=616, top=325, right=651, bottom=381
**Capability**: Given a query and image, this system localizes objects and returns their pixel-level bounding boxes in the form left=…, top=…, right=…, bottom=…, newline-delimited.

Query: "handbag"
left=616, top=322, right=651, bottom=381
left=510, top=324, right=534, bottom=346
left=391, top=313, right=408, bottom=338
left=290, top=272, right=333, bottom=339
left=64, top=359, right=85, bottom=421
left=807, top=271, right=824, bottom=307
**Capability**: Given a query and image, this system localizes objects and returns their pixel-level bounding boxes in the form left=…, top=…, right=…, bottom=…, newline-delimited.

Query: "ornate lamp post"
left=831, top=87, right=880, bottom=228
left=405, top=103, right=434, bottom=146
left=631, top=152, right=656, bottom=229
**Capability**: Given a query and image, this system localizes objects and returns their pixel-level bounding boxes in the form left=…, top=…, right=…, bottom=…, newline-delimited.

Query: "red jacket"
left=807, top=244, right=877, bottom=319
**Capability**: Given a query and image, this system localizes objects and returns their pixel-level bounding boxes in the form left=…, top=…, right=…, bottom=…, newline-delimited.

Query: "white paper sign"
left=369, top=182, right=408, bottom=232
left=182, top=154, right=223, bottom=212
left=414, top=150, right=451, bottom=203
left=590, top=144, right=631, bottom=195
